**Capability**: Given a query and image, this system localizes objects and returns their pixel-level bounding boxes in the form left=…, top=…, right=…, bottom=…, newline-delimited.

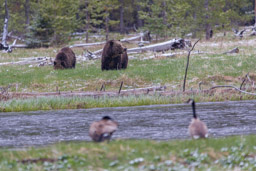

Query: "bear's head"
left=105, top=40, right=127, bottom=57
left=53, top=52, right=68, bottom=69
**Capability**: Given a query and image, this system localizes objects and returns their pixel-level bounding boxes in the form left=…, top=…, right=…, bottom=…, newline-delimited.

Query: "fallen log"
left=69, top=41, right=105, bottom=48
left=143, top=53, right=176, bottom=60
left=0, top=57, right=53, bottom=66
left=127, top=38, right=190, bottom=53
left=69, top=34, right=143, bottom=48
left=249, top=30, right=256, bottom=36
left=120, top=35, right=142, bottom=42
left=11, top=44, right=28, bottom=48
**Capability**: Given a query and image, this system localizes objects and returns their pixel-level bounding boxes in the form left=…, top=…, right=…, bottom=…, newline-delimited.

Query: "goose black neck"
left=191, top=101, right=197, bottom=119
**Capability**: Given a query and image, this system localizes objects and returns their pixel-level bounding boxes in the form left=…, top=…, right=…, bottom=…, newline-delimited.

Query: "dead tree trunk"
left=25, top=0, right=30, bottom=31
left=133, top=0, right=142, bottom=29
left=105, top=15, right=109, bottom=41
left=255, top=0, right=256, bottom=27
left=162, top=1, right=167, bottom=39
left=85, top=0, right=90, bottom=43
left=2, top=0, right=9, bottom=47
left=119, top=0, right=125, bottom=34
left=204, top=0, right=211, bottom=40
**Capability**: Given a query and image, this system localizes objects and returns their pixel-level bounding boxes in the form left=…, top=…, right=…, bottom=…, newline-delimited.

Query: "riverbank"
left=0, top=92, right=255, bottom=112
left=0, top=135, right=255, bottom=170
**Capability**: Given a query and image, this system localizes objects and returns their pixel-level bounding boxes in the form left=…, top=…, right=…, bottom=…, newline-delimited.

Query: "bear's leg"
left=116, top=56, right=122, bottom=70
left=72, top=61, right=76, bottom=68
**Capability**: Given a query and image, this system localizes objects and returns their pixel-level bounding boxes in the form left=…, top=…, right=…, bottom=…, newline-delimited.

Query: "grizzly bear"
left=53, top=47, right=76, bottom=69
left=101, top=40, right=128, bottom=70
left=120, top=50, right=128, bottom=69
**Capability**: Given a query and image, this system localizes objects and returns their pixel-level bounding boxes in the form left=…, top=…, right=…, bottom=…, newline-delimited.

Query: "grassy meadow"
left=0, top=135, right=255, bottom=170
left=0, top=31, right=256, bottom=112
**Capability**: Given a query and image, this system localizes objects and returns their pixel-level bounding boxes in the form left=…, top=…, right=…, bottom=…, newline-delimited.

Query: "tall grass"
left=0, top=95, right=171, bottom=112
left=1, top=92, right=255, bottom=112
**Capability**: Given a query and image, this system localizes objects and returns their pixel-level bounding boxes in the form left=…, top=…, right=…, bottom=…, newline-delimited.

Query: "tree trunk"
left=205, top=24, right=212, bottom=40
left=204, top=0, right=211, bottom=40
left=192, top=12, right=197, bottom=38
left=25, top=0, right=30, bottom=31
left=135, top=1, right=143, bottom=28
left=85, top=0, right=90, bottom=43
left=255, top=0, right=256, bottom=26
left=2, top=0, right=9, bottom=46
left=119, top=0, right=124, bottom=34
left=105, top=15, right=109, bottom=41
left=162, top=1, right=167, bottom=39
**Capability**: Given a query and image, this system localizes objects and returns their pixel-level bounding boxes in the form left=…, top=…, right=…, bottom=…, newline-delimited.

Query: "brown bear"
left=53, top=47, right=76, bottom=69
left=101, top=40, right=128, bottom=70
left=120, top=50, right=128, bottom=69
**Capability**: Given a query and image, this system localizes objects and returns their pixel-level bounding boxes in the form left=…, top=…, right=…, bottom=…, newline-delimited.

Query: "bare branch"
left=182, top=39, right=200, bottom=92
left=118, top=81, right=123, bottom=94
left=210, top=85, right=256, bottom=96
left=100, top=83, right=105, bottom=92
left=240, top=72, right=249, bottom=90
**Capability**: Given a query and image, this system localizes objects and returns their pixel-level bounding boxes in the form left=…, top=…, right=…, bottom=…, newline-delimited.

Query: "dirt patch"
left=207, top=75, right=241, bottom=83
left=31, top=83, right=47, bottom=89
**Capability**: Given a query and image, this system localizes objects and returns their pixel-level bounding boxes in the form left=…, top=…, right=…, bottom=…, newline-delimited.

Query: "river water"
left=0, top=100, right=256, bottom=147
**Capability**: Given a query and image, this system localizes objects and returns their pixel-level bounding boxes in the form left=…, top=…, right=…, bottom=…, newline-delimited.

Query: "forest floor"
left=0, top=135, right=255, bottom=170
left=0, top=31, right=256, bottom=112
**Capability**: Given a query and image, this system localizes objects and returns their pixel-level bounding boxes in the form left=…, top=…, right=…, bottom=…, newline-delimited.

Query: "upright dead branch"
left=2, top=0, right=9, bottom=47
left=100, top=83, right=105, bottom=92
left=118, top=81, right=123, bottom=94
left=240, top=72, right=249, bottom=90
left=182, top=39, right=200, bottom=92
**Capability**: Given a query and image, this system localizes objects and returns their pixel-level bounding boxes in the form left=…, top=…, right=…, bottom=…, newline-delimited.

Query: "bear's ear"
left=110, top=40, right=114, bottom=46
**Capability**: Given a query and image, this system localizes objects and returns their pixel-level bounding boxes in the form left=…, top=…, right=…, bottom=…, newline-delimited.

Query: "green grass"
left=1, top=53, right=255, bottom=92
left=0, top=135, right=255, bottom=170
left=1, top=35, right=256, bottom=112
left=1, top=91, right=256, bottom=112
left=1, top=37, right=256, bottom=93
left=0, top=95, right=171, bottom=112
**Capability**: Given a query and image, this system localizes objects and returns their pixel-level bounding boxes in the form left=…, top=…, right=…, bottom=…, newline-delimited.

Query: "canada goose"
left=187, top=99, right=208, bottom=139
left=89, top=116, right=118, bottom=142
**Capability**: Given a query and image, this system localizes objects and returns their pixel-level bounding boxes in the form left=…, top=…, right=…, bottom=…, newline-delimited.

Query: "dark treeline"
left=0, top=0, right=254, bottom=47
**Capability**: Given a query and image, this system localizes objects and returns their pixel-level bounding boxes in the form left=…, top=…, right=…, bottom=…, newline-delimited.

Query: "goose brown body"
left=89, top=116, right=118, bottom=142
left=187, top=99, right=208, bottom=139
left=189, top=118, right=208, bottom=139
